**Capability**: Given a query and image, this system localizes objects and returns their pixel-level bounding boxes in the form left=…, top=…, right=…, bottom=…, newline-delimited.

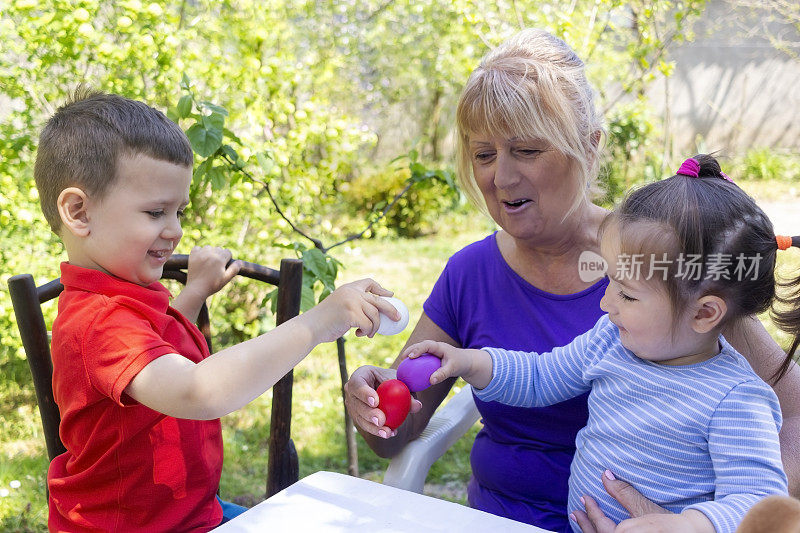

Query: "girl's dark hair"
left=605, top=154, right=799, bottom=382
left=773, top=245, right=800, bottom=381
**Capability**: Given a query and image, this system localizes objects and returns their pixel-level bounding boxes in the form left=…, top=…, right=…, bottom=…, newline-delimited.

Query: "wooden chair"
left=8, top=254, right=303, bottom=498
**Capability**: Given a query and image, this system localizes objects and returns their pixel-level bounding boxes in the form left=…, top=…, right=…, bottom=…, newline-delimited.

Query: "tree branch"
left=324, top=181, right=414, bottom=252
left=221, top=153, right=421, bottom=254
left=220, top=154, right=324, bottom=250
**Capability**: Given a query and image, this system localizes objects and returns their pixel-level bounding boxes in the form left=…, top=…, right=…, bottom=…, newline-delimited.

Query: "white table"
left=216, top=471, right=553, bottom=532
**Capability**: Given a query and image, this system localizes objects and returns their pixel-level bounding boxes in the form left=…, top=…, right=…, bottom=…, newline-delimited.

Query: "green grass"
left=2, top=187, right=798, bottom=529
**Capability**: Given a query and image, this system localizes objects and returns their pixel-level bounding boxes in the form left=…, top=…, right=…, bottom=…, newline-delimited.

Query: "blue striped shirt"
left=477, top=314, right=787, bottom=533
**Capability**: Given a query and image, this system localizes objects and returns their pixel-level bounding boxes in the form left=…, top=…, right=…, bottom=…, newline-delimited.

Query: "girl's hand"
left=402, top=340, right=492, bottom=389
left=185, top=246, right=240, bottom=299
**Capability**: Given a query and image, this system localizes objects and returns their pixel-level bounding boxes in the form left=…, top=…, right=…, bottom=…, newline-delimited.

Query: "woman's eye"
left=474, top=152, right=494, bottom=162
left=618, top=290, right=637, bottom=302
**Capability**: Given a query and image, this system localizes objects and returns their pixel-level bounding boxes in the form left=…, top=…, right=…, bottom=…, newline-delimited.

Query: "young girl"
left=403, top=154, right=799, bottom=533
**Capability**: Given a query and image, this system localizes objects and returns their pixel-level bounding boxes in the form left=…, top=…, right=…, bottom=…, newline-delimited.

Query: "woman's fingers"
left=601, top=470, right=670, bottom=517
left=343, top=365, right=398, bottom=438
left=580, top=494, right=617, bottom=533
left=570, top=510, right=597, bottom=533
left=409, top=397, right=423, bottom=413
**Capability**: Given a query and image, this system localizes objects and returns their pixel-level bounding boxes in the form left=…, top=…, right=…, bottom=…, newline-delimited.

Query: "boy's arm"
left=171, top=246, right=240, bottom=322
left=683, top=381, right=788, bottom=532
left=125, top=278, right=400, bottom=419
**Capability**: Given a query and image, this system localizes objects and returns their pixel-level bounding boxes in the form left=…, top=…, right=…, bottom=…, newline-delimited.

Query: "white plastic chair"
left=383, top=386, right=481, bottom=493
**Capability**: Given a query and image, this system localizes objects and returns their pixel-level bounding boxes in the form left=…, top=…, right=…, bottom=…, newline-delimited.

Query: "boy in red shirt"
left=34, top=90, right=400, bottom=531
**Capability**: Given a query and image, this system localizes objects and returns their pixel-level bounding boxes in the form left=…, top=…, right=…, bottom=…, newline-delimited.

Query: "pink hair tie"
left=676, top=157, right=700, bottom=178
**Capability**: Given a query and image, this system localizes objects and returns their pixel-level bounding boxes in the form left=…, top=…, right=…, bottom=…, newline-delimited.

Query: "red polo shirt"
left=48, top=263, right=223, bottom=532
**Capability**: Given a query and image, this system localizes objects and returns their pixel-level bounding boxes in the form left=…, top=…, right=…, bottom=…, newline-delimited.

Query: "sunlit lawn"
left=1, top=184, right=798, bottom=530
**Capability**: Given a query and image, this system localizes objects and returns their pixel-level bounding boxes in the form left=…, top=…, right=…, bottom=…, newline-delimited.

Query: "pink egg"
left=396, top=354, right=442, bottom=392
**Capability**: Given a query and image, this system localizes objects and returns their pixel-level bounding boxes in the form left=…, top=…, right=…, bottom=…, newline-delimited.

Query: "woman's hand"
left=571, top=470, right=672, bottom=532
left=576, top=506, right=711, bottom=533
left=344, top=364, right=423, bottom=439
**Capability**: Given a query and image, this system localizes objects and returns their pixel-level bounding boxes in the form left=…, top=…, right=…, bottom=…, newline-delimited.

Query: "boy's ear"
left=57, top=187, right=91, bottom=237
left=691, top=295, right=727, bottom=334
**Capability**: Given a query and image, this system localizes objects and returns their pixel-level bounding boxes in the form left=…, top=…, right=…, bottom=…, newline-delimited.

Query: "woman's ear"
left=57, top=187, right=91, bottom=237
left=691, top=295, right=727, bottom=334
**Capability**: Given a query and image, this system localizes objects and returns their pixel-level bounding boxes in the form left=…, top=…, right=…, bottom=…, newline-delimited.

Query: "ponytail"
left=771, top=235, right=800, bottom=382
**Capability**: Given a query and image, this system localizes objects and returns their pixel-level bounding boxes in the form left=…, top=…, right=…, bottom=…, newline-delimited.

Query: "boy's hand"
left=402, top=341, right=492, bottom=389
left=172, top=246, right=240, bottom=322
left=185, top=246, right=241, bottom=299
left=304, top=278, right=398, bottom=343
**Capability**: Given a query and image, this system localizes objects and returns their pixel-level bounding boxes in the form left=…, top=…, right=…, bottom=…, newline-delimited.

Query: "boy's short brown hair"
left=34, top=88, right=193, bottom=233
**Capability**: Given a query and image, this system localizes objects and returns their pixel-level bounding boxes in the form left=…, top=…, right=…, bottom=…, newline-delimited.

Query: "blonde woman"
left=344, top=29, right=800, bottom=532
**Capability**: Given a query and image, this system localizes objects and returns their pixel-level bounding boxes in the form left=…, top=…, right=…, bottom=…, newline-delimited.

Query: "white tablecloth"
left=215, top=471, right=553, bottom=532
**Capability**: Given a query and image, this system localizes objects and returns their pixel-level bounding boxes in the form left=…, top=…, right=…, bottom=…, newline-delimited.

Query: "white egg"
left=377, top=296, right=410, bottom=335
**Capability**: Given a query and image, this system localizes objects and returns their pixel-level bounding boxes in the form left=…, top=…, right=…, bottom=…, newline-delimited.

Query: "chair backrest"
left=8, top=255, right=303, bottom=497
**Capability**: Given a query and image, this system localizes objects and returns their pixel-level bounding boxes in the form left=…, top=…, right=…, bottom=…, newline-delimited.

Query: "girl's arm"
left=403, top=341, right=492, bottom=389
left=405, top=314, right=612, bottom=407
left=683, top=379, right=788, bottom=531
left=724, top=316, right=800, bottom=496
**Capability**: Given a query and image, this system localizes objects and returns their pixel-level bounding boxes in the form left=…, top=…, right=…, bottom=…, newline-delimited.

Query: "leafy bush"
left=597, top=102, right=662, bottom=206
left=732, top=148, right=800, bottom=182
left=341, top=164, right=461, bottom=238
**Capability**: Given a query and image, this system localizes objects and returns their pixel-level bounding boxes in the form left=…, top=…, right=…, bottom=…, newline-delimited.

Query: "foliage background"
left=1, top=0, right=799, bottom=529
left=0, top=0, right=713, bottom=383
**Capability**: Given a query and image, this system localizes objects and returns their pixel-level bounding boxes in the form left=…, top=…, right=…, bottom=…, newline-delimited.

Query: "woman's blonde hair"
left=455, top=29, right=604, bottom=216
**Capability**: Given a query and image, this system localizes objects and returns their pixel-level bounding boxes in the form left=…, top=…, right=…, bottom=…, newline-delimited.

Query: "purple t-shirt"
left=424, top=233, right=607, bottom=532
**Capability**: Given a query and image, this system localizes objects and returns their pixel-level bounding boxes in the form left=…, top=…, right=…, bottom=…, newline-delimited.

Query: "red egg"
left=377, top=379, right=411, bottom=430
